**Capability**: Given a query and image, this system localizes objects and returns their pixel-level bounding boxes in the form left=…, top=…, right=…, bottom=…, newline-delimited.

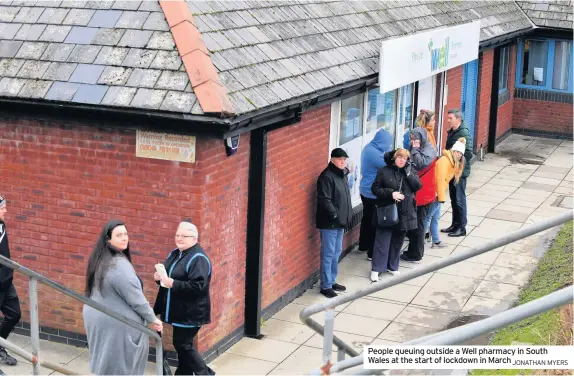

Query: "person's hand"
left=392, top=192, right=404, bottom=201
left=148, top=319, right=162, bottom=333
left=153, top=272, right=162, bottom=282
left=161, top=276, right=174, bottom=289
left=412, top=139, right=421, bottom=148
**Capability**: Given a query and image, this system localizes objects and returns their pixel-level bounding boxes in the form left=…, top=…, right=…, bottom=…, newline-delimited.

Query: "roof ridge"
left=159, top=0, right=234, bottom=116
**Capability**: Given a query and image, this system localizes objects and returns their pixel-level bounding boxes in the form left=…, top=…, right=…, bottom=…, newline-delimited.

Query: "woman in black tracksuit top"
left=154, top=222, right=215, bottom=376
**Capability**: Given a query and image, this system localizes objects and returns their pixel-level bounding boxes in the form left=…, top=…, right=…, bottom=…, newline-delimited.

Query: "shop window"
left=498, top=46, right=510, bottom=92
left=330, top=84, right=413, bottom=207
left=517, top=38, right=573, bottom=93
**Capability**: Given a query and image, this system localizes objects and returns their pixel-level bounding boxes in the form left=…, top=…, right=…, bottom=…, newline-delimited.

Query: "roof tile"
left=228, top=91, right=255, bottom=113
left=14, top=6, right=45, bottom=23
left=64, top=26, right=97, bottom=44
left=149, top=50, right=181, bottom=70
left=146, top=31, right=175, bottom=50
left=45, top=81, right=81, bottom=101
left=0, top=22, right=22, bottom=39
left=112, top=1, right=142, bottom=11
left=117, top=29, right=152, bottom=48
left=71, top=83, right=108, bottom=104
left=68, top=63, right=104, bottom=84
left=15, top=41, right=48, bottom=59
left=0, top=7, right=20, bottom=22
left=126, top=68, right=161, bottom=88
left=18, top=79, right=52, bottom=98
left=160, top=91, right=196, bottom=112
left=121, top=48, right=157, bottom=68
left=14, top=23, right=46, bottom=41
left=38, top=25, right=72, bottom=42
left=130, top=87, right=166, bottom=109
left=88, top=9, right=122, bottom=28
left=0, top=77, right=26, bottom=96
left=155, top=70, right=188, bottom=91
left=115, top=10, right=150, bottom=29
left=62, top=8, right=95, bottom=26
left=100, top=85, right=136, bottom=106
left=67, top=44, right=101, bottom=63
left=97, top=65, right=131, bottom=85
left=43, top=62, right=77, bottom=80
left=0, top=40, right=23, bottom=57
left=0, top=58, right=24, bottom=76
left=37, top=7, right=69, bottom=24
left=142, top=11, right=169, bottom=31
left=94, top=46, right=129, bottom=65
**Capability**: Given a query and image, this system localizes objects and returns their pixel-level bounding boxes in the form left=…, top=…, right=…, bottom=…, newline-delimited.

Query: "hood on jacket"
left=442, top=149, right=456, bottom=166
left=411, top=127, right=428, bottom=146
left=384, top=149, right=396, bottom=167
left=370, top=128, right=394, bottom=153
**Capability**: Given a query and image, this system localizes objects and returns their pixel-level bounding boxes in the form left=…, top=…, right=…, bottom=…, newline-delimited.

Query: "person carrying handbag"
left=370, top=148, right=422, bottom=282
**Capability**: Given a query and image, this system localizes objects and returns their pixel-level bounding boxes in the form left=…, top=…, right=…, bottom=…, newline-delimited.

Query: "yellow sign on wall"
left=136, top=130, right=196, bottom=163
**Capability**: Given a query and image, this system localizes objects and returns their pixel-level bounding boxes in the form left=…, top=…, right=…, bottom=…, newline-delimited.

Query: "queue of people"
left=317, top=108, right=473, bottom=294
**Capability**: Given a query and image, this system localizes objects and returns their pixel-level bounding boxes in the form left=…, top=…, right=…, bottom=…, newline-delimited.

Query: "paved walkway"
left=3, top=134, right=572, bottom=375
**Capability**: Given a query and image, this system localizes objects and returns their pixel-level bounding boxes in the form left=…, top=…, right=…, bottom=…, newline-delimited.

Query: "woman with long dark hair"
left=83, top=220, right=162, bottom=375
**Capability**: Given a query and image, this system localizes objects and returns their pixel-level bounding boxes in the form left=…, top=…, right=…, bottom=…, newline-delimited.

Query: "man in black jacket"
left=316, top=148, right=353, bottom=298
left=0, top=195, right=21, bottom=374
left=441, top=109, right=473, bottom=237
left=154, top=221, right=215, bottom=376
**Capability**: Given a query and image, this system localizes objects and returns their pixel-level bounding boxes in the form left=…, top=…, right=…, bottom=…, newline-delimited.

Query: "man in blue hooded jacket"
left=358, top=128, right=393, bottom=260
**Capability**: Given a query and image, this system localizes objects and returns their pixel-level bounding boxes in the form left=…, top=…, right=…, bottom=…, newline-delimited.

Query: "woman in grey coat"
left=83, top=220, right=162, bottom=375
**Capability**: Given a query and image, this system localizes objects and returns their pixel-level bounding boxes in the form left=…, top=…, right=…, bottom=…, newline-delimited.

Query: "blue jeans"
left=320, top=228, right=344, bottom=290
left=424, top=200, right=442, bottom=243
left=449, top=177, right=468, bottom=229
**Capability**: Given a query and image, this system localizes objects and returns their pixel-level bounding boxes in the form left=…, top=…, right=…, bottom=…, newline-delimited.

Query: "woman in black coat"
left=370, top=148, right=422, bottom=281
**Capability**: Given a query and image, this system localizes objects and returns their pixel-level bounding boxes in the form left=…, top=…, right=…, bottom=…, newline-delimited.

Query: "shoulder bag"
left=372, top=177, right=403, bottom=228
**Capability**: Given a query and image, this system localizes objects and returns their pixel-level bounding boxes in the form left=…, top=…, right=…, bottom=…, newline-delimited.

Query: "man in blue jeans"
left=316, top=148, right=353, bottom=298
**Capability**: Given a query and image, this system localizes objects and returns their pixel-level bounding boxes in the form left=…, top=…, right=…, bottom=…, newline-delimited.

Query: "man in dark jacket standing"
left=442, top=109, right=473, bottom=237
left=316, top=148, right=353, bottom=298
left=154, top=222, right=215, bottom=375
left=0, top=195, right=21, bottom=374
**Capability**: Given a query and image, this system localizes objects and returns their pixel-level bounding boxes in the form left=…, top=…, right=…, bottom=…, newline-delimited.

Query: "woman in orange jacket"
left=424, top=138, right=466, bottom=247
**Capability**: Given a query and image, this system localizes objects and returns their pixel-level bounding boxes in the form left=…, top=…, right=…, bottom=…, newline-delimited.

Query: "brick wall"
left=262, top=105, right=349, bottom=308
left=496, top=44, right=517, bottom=139
left=0, top=116, right=249, bottom=353
left=475, top=49, right=494, bottom=150
left=512, top=99, right=573, bottom=136
left=441, top=65, right=463, bottom=149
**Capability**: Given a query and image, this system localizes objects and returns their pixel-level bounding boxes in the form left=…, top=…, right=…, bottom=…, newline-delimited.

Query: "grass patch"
left=471, top=221, right=573, bottom=376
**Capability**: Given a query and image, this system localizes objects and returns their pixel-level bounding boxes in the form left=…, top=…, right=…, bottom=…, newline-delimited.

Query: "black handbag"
left=373, top=178, right=403, bottom=228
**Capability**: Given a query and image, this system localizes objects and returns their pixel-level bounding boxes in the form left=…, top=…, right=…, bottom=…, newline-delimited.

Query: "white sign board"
left=136, top=130, right=196, bottom=163
left=379, top=21, right=481, bottom=93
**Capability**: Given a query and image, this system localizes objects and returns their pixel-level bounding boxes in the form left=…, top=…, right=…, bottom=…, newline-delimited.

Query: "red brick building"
left=0, top=0, right=571, bottom=363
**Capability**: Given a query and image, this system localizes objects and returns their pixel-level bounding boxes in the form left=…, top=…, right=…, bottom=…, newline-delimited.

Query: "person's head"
left=0, top=195, right=6, bottom=222
left=393, top=148, right=410, bottom=168
left=450, top=138, right=466, bottom=183
left=416, top=109, right=436, bottom=130
left=447, top=109, right=463, bottom=130
left=330, top=148, right=349, bottom=170
left=85, top=220, right=132, bottom=297
left=175, top=221, right=198, bottom=251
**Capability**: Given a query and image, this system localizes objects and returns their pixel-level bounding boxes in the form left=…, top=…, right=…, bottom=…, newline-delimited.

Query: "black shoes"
left=441, top=225, right=458, bottom=233
left=448, top=228, right=467, bottom=237
left=320, top=289, right=337, bottom=298
left=0, top=347, right=17, bottom=366
left=332, top=283, right=346, bottom=292
left=400, top=254, right=422, bottom=264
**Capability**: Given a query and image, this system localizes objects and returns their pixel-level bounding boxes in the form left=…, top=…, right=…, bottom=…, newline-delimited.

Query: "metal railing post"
left=29, top=277, right=40, bottom=375
left=322, top=309, right=335, bottom=372
left=155, top=337, right=163, bottom=376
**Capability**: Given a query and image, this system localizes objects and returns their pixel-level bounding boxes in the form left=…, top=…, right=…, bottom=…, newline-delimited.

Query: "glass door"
left=395, top=84, right=414, bottom=148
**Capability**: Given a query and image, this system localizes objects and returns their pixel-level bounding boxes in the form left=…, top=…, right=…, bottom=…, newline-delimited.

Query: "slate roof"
left=0, top=0, right=534, bottom=117
left=517, top=0, right=574, bottom=29
left=0, top=0, right=202, bottom=114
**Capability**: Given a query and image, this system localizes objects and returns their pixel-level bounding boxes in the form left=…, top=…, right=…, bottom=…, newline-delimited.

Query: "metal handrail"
left=0, top=255, right=164, bottom=375
left=299, top=211, right=573, bottom=374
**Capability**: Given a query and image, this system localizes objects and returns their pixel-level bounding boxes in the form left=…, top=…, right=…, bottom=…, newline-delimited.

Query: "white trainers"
left=370, top=271, right=379, bottom=282
left=387, top=269, right=400, bottom=276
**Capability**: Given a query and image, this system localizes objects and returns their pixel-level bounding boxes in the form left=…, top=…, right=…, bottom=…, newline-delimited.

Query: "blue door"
left=460, top=59, right=478, bottom=148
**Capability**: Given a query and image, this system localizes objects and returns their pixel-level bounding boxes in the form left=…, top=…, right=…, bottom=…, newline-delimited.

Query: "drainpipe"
left=488, top=47, right=501, bottom=153
left=244, top=127, right=267, bottom=338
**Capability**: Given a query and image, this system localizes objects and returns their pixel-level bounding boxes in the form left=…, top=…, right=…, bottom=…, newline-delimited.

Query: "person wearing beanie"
left=425, top=139, right=467, bottom=248
left=442, top=109, right=473, bottom=237
left=400, top=120, right=438, bottom=264
left=316, top=148, right=352, bottom=298
left=0, top=195, right=21, bottom=373
left=358, top=128, right=393, bottom=261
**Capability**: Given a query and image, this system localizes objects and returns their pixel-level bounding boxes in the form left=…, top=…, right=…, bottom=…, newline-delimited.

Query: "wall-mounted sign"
left=136, top=130, right=196, bottom=163
left=379, top=20, right=481, bottom=93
